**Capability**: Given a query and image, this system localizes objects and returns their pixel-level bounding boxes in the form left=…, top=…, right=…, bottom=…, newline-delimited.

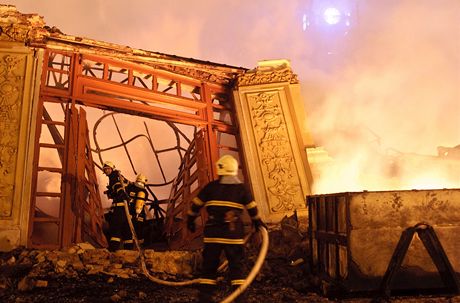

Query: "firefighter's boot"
left=123, top=239, right=134, bottom=250
left=108, top=240, right=120, bottom=252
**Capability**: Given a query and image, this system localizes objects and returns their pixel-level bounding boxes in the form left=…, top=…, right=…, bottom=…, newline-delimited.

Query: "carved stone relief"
left=248, top=92, right=305, bottom=212
left=237, top=66, right=299, bottom=87
left=0, top=54, right=25, bottom=217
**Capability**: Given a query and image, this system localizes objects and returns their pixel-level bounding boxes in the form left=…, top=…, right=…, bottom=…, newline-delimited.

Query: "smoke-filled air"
left=9, top=0, right=460, bottom=194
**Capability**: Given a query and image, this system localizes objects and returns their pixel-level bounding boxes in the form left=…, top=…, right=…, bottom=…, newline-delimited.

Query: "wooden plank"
left=73, top=106, right=86, bottom=244
left=37, top=167, right=63, bottom=173
left=33, top=217, right=60, bottom=223
left=42, top=120, right=66, bottom=126
left=39, top=143, right=65, bottom=149
left=36, top=192, right=61, bottom=197
left=75, top=106, right=108, bottom=247
left=61, top=104, right=77, bottom=247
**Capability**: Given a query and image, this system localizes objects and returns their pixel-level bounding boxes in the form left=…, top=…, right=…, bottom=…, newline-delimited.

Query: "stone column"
left=0, top=41, right=42, bottom=251
left=233, top=60, right=314, bottom=224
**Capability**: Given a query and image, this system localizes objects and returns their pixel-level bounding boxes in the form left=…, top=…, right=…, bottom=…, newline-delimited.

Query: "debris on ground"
left=0, top=218, right=458, bottom=302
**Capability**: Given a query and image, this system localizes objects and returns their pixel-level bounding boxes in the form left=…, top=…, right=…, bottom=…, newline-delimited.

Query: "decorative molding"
left=249, top=92, right=304, bottom=212
left=0, top=54, right=25, bottom=217
left=153, top=64, right=233, bottom=85
left=0, top=5, right=48, bottom=43
left=0, top=5, right=242, bottom=85
left=237, top=65, right=299, bottom=87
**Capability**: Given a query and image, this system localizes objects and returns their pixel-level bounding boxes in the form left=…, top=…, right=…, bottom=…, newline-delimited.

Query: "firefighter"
left=126, top=173, right=149, bottom=247
left=102, top=161, right=132, bottom=251
left=186, top=155, right=266, bottom=303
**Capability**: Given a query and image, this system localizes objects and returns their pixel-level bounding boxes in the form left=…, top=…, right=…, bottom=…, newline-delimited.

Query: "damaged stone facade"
left=0, top=5, right=313, bottom=251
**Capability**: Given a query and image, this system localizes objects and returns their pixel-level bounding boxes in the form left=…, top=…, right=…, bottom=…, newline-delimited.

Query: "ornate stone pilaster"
left=0, top=54, right=25, bottom=218
left=0, top=45, right=41, bottom=251
left=233, top=60, right=313, bottom=224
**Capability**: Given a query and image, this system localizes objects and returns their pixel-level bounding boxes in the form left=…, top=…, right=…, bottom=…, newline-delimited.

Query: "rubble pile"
left=0, top=242, right=201, bottom=287
left=0, top=219, right=458, bottom=302
left=0, top=243, right=205, bottom=302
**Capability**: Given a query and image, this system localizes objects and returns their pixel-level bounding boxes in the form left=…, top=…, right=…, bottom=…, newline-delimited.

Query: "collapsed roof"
left=0, top=4, right=247, bottom=86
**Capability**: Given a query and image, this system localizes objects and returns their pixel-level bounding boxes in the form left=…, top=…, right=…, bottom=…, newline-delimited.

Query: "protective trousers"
left=108, top=204, right=133, bottom=251
left=199, top=243, right=245, bottom=302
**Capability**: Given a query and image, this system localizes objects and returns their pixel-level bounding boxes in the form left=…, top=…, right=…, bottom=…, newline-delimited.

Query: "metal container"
left=308, top=189, right=460, bottom=293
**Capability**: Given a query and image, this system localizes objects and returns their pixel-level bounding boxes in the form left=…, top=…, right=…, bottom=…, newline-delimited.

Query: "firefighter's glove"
left=187, top=216, right=196, bottom=233
left=253, top=219, right=267, bottom=231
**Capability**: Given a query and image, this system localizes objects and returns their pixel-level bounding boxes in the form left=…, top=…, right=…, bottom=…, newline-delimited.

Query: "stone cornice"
left=236, top=60, right=299, bottom=87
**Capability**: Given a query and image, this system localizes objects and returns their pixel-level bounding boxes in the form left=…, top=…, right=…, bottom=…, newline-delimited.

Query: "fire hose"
left=121, top=200, right=269, bottom=302
left=220, top=226, right=269, bottom=303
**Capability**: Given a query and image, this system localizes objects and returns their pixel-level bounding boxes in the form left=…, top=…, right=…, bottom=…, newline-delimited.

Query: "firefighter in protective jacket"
left=186, top=155, right=266, bottom=303
left=126, top=173, right=149, bottom=246
left=103, top=161, right=132, bottom=251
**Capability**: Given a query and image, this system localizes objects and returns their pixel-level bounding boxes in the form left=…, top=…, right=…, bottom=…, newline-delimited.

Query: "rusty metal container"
left=307, top=189, right=460, bottom=293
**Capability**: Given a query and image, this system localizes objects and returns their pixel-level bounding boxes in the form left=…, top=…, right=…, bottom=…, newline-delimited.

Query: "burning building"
left=1, top=3, right=460, bottom=296
left=0, top=5, right=312, bottom=251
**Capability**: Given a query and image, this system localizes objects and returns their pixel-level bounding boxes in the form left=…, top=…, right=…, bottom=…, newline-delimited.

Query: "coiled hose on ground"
left=122, top=201, right=269, bottom=301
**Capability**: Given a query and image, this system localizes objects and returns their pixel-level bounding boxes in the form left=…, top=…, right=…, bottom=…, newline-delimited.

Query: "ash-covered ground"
left=0, top=235, right=318, bottom=303
left=0, top=247, right=457, bottom=303
left=1, top=220, right=459, bottom=303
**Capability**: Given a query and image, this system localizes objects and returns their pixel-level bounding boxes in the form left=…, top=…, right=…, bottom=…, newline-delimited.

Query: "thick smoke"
left=303, top=0, right=460, bottom=192
left=9, top=0, right=460, bottom=194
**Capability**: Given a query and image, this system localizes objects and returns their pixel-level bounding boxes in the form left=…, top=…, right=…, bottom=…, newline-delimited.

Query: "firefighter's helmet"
left=136, top=173, right=148, bottom=184
left=216, top=155, right=238, bottom=176
left=103, top=161, right=115, bottom=169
